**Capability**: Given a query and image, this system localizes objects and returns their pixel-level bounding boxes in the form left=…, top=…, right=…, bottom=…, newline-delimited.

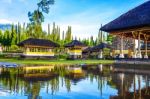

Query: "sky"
left=0, top=0, right=148, bottom=39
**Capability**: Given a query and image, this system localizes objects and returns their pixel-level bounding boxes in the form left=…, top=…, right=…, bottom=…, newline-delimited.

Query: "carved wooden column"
left=137, top=32, right=142, bottom=58
left=144, top=35, right=148, bottom=59
left=119, top=34, right=124, bottom=58
left=132, top=31, right=137, bottom=58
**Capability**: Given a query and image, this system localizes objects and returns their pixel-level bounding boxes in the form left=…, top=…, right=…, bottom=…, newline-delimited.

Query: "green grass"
left=0, top=58, right=114, bottom=65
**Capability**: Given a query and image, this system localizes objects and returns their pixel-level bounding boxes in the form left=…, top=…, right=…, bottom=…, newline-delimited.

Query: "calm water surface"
left=0, top=64, right=149, bottom=99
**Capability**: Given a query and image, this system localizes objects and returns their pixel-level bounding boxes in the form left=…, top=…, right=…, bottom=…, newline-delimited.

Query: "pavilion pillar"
left=136, top=32, right=142, bottom=58
left=132, top=39, right=137, bottom=58
left=144, top=39, right=148, bottom=59
left=98, top=50, right=103, bottom=59
left=119, top=35, right=124, bottom=58
left=132, top=31, right=137, bottom=58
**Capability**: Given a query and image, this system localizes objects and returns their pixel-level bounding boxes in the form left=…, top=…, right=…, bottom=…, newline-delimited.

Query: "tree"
left=17, top=22, right=21, bottom=43
left=28, top=0, right=54, bottom=39
left=107, top=34, right=114, bottom=44
left=65, top=26, right=72, bottom=43
left=28, top=0, right=54, bottom=25
left=11, top=24, right=17, bottom=45
left=90, top=36, right=94, bottom=46
left=3, top=30, right=11, bottom=51
left=0, top=30, right=3, bottom=44
left=20, top=23, right=28, bottom=42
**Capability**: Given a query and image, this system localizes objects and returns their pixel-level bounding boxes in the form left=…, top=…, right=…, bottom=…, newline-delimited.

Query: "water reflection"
left=0, top=64, right=149, bottom=99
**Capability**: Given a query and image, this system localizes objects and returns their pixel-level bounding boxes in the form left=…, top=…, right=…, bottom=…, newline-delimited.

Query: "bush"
left=57, top=54, right=68, bottom=59
left=10, top=45, right=19, bottom=51
left=0, top=54, right=5, bottom=58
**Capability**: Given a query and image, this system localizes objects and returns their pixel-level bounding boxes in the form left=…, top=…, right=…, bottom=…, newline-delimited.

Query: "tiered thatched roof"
left=64, top=40, right=86, bottom=48
left=91, top=43, right=111, bottom=52
left=18, top=38, right=60, bottom=47
left=101, top=1, right=150, bottom=32
left=100, top=1, right=150, bottom=41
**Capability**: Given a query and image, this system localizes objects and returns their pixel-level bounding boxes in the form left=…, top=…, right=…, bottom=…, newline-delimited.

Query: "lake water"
left=0, top=64, right=149, bottom=99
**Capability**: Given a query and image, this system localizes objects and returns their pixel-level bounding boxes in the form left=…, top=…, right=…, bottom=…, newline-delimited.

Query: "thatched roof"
left=82, top=47, right=92, bottom=53
left=64, top=40, right=86, bottom=48
left=18, top=38, right=60, bottom=47
left=91, top=43, right=111, bottom=52
left=100, top=1, right=150, bottom=32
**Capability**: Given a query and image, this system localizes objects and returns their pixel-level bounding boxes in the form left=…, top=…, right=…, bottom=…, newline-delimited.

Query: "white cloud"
left=43, top=6, right=117, bottom=39
left=0, top=19, right=12, bottom=24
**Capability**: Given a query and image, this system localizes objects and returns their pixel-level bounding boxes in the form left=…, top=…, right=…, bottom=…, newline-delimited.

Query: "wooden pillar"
left=144, top=40, right=148, bottom=58
left=144, top=35, right=148, bottom=59
left=119, top=35, right=124, bottom=58
left=137, top=32, right=142, bottom=58
left=133, top=39, right=137, bottom=58
left=98, top=50, right=103, bottom=59
left=132, top=31, right=137, bottom=58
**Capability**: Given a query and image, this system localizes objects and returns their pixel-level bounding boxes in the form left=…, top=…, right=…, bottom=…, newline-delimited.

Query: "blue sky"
left=0, top=0, right=148, bottom=39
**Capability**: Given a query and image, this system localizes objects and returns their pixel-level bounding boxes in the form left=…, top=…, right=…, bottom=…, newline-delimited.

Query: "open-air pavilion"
left=64, top=40, right=87, bottom=59
left=90, top=43, right=111, bottom=59
left=100, top=1, right=150, bottom=59
left=18, top=38, right=60, bottom=59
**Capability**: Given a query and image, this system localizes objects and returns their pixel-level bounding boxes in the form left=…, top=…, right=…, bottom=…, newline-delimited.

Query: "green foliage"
left=10, top=45, right=19, bottom=51
left=27, top=0, right=54, bottom=39
left=103, top=48, right=111, bottom=58
left=57, top=54, right=68, bottom=60
left=28, top=0, right=54, bottom=25
left=28, top=24, right=43, bottom=38
left=65, top=26, right=72, bottom=43
left=3, top=30, right=11, bottom=48
left=0, top=30, right=3, bottom=43
left=107, top=34, right=114, bottom=44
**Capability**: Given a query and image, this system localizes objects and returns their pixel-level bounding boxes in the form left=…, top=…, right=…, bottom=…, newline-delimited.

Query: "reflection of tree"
left=0, top=68, right=61, bottom=98
left=27, top=83, right=41, bottom=99
left=110, top=73, right=134, bottom=98
left=0, top=68, right=24, bottom=94
left=65, top=78, right=71, bottom=92
left=54, top=66, right=68, bottom=77
left=97, top=76, right=105, bottom=96
left=85, top=65, right=112, bottom=96
left=49, top=77, right=59, bottom=95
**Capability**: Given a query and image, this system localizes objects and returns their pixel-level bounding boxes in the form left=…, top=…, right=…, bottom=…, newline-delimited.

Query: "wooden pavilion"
left=18, top=38, right=59, bottom=59
left=82, top=47, right=92, bottom=59
left=64, top=40, right=86, bottom=59
left=111, top=37, right=134, bottom=58
left=100, top=1, right=150, bottom=59
left=90, top=43, right=111, bottom=59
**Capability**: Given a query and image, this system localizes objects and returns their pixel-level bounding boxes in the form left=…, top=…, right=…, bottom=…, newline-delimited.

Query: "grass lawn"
left=0, top=58, right=114, bottom=65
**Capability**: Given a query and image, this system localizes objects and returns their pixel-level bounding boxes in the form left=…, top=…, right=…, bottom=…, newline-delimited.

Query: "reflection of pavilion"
left=82, top=64, right=113, bottom=76
left=65, top=66, right=85, bottom=83
left=101, top=1, right=150, bottom=59
left=19, top=65, right=57, bottom=81
left=110, top=74, right=150, bottom=99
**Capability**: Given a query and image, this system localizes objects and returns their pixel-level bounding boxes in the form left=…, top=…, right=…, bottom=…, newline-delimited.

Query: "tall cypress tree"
left=65, top=26, right=72, bottom=43
left=11, top=24, right=17, bottom=45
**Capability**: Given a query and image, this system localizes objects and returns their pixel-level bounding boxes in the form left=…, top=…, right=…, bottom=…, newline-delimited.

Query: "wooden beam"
left=110, top=26, right=150, bottom=34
